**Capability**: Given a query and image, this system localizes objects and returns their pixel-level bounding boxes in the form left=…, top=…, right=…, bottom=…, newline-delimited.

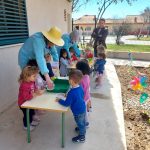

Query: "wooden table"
left=21, top=92, right=68, bottom=148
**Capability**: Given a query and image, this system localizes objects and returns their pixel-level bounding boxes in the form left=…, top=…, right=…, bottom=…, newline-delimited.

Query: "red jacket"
left=18, top=81, right=37, bottom=106
left=71, top=54, right=78, bottom=61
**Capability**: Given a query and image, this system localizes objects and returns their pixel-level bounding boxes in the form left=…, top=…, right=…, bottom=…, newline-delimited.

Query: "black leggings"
left=20, top=107, right=35, bottom=127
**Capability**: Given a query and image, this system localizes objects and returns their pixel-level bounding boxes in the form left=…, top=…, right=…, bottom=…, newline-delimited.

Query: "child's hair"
left=97, top=45, right=105, bottom=54
left=69, top=69, right=83, bottom=84
left=60, top=48, right=69, bottom=59
left=80, top=58, right=88, bottom=64
left=18, top=66, right=39, bottom=83
left=76, top=61, right=90, bottom=75
left=97, top=52, right=106, bottom=59
left=27, top=59, right=38, bottom=67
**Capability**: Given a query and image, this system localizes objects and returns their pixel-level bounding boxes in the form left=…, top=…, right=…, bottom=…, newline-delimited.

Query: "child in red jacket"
left=18, top=66, right=44, bottom=131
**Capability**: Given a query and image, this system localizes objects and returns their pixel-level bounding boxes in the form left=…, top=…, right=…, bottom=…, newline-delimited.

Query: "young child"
left=56, top=69, right=86, bottom=143
left=76, top=61, right=91, bottom=125
left=94, top=52, right=106, bottom=88
left=18, top=66, right=44, bottom=131
left=69, top=47, right=78, bottom=62
left=59, top=49, right=70, bottom=77
left=27, top=59, right=47, bottom=118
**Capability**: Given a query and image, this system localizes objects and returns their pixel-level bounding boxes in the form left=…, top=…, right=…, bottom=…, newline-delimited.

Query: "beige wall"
left=0, top=44, right=21, bottom=112
left=26, top=0, right=72, bottom=35
left=0, top=0, right=72, bottom=113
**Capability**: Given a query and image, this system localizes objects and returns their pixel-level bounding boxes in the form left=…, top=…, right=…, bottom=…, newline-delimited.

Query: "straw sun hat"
left=42, top=26, right=64, bottom=46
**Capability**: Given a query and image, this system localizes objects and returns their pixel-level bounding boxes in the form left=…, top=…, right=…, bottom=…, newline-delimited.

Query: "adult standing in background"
left=18, top=27, right=64, bottom=89
left=91, top=18, right=108, bottom=57
left=56, top=29, right=81, bottom=58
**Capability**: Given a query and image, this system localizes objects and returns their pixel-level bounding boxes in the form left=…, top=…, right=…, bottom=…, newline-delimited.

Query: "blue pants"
left=74, top=112, right=86, bottom=136
left=20, top=107, right=35, bottom=127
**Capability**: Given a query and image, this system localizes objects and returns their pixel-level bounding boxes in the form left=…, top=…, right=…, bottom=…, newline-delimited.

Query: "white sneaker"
left=24, top=125, right=35, bottom=131
left=31, top=120, right=39, bottom=126
left=94, top=84, right=101, bottom=89
left=33, top=115, right=40, bottom=122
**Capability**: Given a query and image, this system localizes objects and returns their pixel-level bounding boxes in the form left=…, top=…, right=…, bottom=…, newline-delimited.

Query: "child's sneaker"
left=23, top=125, right=35, bottom=131
left=33, top=115, right=40, bottom=122
left=31, top=120, right=39, bottom=126
left=86, top=122, right=89, bottom=128
left=72, top=135, right=85, bottom=143
left=94, top=84, right=101, bottom=89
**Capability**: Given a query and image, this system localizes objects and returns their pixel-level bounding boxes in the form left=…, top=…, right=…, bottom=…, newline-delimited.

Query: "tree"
left=140, top=7, right=150, bottom=38
left=72, top=0, right=90, bottom=12
left=113, top=21, right=131, bottom=45
left=95, top=0, right=137, bottom=25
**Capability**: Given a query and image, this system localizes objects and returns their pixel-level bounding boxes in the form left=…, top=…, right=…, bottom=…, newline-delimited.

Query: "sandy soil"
left=115, top=65, right=150, bottom=150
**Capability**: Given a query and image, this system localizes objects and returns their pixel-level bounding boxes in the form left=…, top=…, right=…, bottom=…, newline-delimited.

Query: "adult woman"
left=56, top=29, right=81, bottom=58
left=18, top=27, right=64, bottom=89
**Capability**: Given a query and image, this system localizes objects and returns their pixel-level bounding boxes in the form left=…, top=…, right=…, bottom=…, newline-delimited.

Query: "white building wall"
left=0, top=0, right=72, bottom=113
left=26, top=0, right=72, bottom=35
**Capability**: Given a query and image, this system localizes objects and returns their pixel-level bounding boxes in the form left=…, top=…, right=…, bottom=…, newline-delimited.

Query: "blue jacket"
left=58, top=85, right=86, bottom=115
left=56, top=34, right=80, bottom=58
left=18, top=32, right=59, bottom=75
left=94, top=59, right=106, bottom=74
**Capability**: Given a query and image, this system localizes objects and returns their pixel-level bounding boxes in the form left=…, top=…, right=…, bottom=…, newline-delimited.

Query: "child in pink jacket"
left=76, top=60, right=91, bottom=127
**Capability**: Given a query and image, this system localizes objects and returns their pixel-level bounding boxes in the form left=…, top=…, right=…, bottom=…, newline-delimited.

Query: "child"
left=18, top=66, right=44, bottom=131
left=56, top=69, right=86, bottom=143
left=94, top=52, right=106, bottom=88
left=27, top=60, right=47, bottom=117
left=69, top=47, right=78, bottom=62
left=59, top=49, right=70, bottom=77
left=76, top=61, right=91, bottom=124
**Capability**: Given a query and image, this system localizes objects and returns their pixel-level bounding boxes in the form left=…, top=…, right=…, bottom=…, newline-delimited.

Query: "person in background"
left=18, top=66, right=44, bottom=131
left=18, top=27, right=64, bottom=89
left=59, top=49, right=70, bottom=77
left=56, top=69, right=86, bottom=143
left=91, top=18, right=108, bottom=57
left=56, top=29, right=81, bottom=58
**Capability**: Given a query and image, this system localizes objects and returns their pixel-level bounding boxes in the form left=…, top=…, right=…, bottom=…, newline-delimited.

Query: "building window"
left=0, top=0, right=28, bottom=46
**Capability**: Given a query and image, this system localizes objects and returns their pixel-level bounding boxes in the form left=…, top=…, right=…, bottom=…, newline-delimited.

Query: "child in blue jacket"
left=56, top=69, right=86, bottom=143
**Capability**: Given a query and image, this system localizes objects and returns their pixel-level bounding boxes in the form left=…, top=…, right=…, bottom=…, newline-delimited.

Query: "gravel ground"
left=115, top=65, right=150, bottom=150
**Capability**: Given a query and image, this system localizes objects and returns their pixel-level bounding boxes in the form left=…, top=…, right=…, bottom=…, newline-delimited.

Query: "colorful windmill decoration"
left=129, top=75, right=149, bottom=104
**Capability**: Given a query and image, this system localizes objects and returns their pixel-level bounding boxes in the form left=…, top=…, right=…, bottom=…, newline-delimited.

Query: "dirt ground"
left=115, top=65, right=150, bottom=150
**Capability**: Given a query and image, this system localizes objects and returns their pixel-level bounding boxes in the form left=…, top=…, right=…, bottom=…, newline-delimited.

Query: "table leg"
left=26, top=109, right=31, bottom=143
left=61, top=112, right=65, bottom=148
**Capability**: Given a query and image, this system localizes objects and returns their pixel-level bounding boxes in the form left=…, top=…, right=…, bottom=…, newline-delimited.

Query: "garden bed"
left=115, top=65, right=150, bottom=150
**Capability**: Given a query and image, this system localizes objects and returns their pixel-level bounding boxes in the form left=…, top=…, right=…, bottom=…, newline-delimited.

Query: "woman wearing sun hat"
left=18, top=27, right=64, bottom=89
left=56, top=28, right=81, bottom=58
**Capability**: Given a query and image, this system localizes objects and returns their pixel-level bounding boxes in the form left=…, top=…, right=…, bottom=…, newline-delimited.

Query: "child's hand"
left=32, top=93, right=37, bottom=98
left=36, top=90, right=45, bottom=96
left=55, top=98, right=60, bottom=102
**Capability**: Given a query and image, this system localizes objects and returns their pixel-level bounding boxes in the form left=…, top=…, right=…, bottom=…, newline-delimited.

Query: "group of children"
left=18, top=44, right=106, bottom=143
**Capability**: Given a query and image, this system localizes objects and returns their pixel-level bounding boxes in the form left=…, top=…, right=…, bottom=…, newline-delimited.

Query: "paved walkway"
left=0, top=61, right=127, bottom=150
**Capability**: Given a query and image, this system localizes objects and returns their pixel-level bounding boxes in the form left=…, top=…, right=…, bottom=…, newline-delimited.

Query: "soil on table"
left=115, top=65, right=150, bottom=150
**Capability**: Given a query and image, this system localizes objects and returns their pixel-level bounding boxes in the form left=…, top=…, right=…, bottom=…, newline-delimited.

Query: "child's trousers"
left=74, top=112, right=86, bottom=136
left=20, top=107, right=35, bottom=127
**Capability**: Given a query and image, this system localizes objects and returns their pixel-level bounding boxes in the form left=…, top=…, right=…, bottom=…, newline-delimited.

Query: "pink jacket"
left=80, top=75, right=90, bottom=102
